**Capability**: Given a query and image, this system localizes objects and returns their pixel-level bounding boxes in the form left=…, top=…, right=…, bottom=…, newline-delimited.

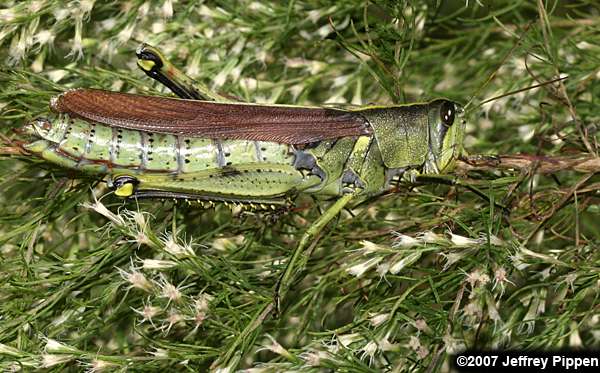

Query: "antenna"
left=472, top=75, right=568, bottom=111
left=463, top=22, right=532, bottom=112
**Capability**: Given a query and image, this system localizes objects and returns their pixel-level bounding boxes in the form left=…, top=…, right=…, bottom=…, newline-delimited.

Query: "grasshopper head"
left=426, top=99, right=466, bottom=173
left=19, top=117, right=53, bottom=139
left=21, top=115, right=69, bottom=143
left=19, top=116, right=70, bottom=153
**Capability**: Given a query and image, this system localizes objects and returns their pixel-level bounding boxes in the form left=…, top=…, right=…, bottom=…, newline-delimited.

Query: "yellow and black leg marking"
left=108, top=176, right=294, bottom=216
left=111, top=175, right=139, bottom=197
left=136, top=43, right=231, bottom=102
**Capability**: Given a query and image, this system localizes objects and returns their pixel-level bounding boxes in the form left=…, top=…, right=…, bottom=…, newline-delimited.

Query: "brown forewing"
left=51, top=89, right=372, bottom=144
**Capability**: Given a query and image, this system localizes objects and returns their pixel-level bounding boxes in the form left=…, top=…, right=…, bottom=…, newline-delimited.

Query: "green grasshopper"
left=19, top=43, right=466, bottom=310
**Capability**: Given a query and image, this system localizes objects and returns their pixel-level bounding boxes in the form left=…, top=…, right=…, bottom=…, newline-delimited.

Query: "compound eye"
left=440, top=101, right=455, bottom=127
left=112, top=175, right=138, bottom=197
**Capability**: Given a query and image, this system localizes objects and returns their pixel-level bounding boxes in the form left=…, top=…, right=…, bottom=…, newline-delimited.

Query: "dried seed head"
left=389, top=252, right=422, bottom=275
left=161, top=233, right=195, bottom=258
left=369, top=313, right=390, bottom=327
left=133, top=304, right=161, bottom=325
left=337, top=333, right=362, bottom=348
left=161, top=0, right=173, bottom=18
left=375, top=262, right=390, bottom=278
left=443, top=334, right=466, bottom=355
left=34, top=30, right=55, bottom=46
left=478, top=233, right=505, bottom=246
left=117, top=23, right=135, bottom=44
left=53, top=8, right=69, bottom=20
left=41, top=354, right=74, bottom=368
left=118, top=267, right=152, bottom=292
left=211, top=236, right=244, bottom=251
left=564, top=273, right=577, bottom=292
left=188, top=293, right=213, bottom=333
left=509, top=252, right=529, bottom=270
left=82, top=196, right=125, bottom=226
left=494, top=267, right=508, bottom=283
left=300, top=350, right=331, bottom=366
left=131, top=211, right=147, bottom=230
left=78, top=0, right=95, bottom=15
left=569, top=321, right=583, bottom=347
left=160, top=310, right=185, bottom=335
left=45, top=338, right=78, bottom=354
left=0, top=8, right=15, bottom=22
left=51, top=310, right=74, bottom=327
left=134, top=231, right=150, bottom=246
left=141, top=259, right=176, bottom=270
left=8, top=30, right=29, bottom=63
left=346, top=257, right=382, bottom=277
left=440, top=251, right=467, bottom=270
left=408, top=336, right=421, bottom=351
left=392, top=233, right=420, bottom=248
left=449, top=233, right=479, bottom=247
left=418, top=231, right=445, bottom=244
left=83, top=359, right=118, bottom=372
left=485, top=294, right=502, bottom=325
left=148, top=348, right=168, bottom=359
left=194, top=293, right=214, bottom=313
left=360, top=340, right=378, bottom=365
left=463, top=301, right=483, bottom=318
left=465, top=269, right=490, bottom=288
left=416, top=345, right=429, bottom=359
left=48, top=69, right=68, bottom=82
left=213, top=69, right=228, bottom=89
left=360, top=240, right=387, bottom=254
left=192, top=311, right=206, bottom=330
left=378, top=334, right=399, bottom=352
left=519, top=290, right=547, bottom=334
left=31, top=53, right=45, bottom=73
left=158, top=276, right=183, bottom=303
left=492, top=267, right=514, bottom=294
left=66, top=14, right=83, bottom=59
left=415, top=318, right=430, bottom=333
left=261, top=335, right=293, bottom=360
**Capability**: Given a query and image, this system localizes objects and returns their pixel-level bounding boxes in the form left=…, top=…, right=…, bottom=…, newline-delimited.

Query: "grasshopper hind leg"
left=130, top=189, right=292, bottom=212
left=135, top=43, right=229, bottom=102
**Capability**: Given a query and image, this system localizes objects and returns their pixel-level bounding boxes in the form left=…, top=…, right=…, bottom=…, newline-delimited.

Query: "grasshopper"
left=19, top=43, right=466, bottom=310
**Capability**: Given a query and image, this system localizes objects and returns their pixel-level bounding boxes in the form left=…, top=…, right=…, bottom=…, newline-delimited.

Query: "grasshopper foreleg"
left=414, top=174, right=510, bottom=215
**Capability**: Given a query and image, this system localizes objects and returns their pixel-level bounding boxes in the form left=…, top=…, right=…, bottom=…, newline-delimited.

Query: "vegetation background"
left=1, top=0, right=599, bottom=371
